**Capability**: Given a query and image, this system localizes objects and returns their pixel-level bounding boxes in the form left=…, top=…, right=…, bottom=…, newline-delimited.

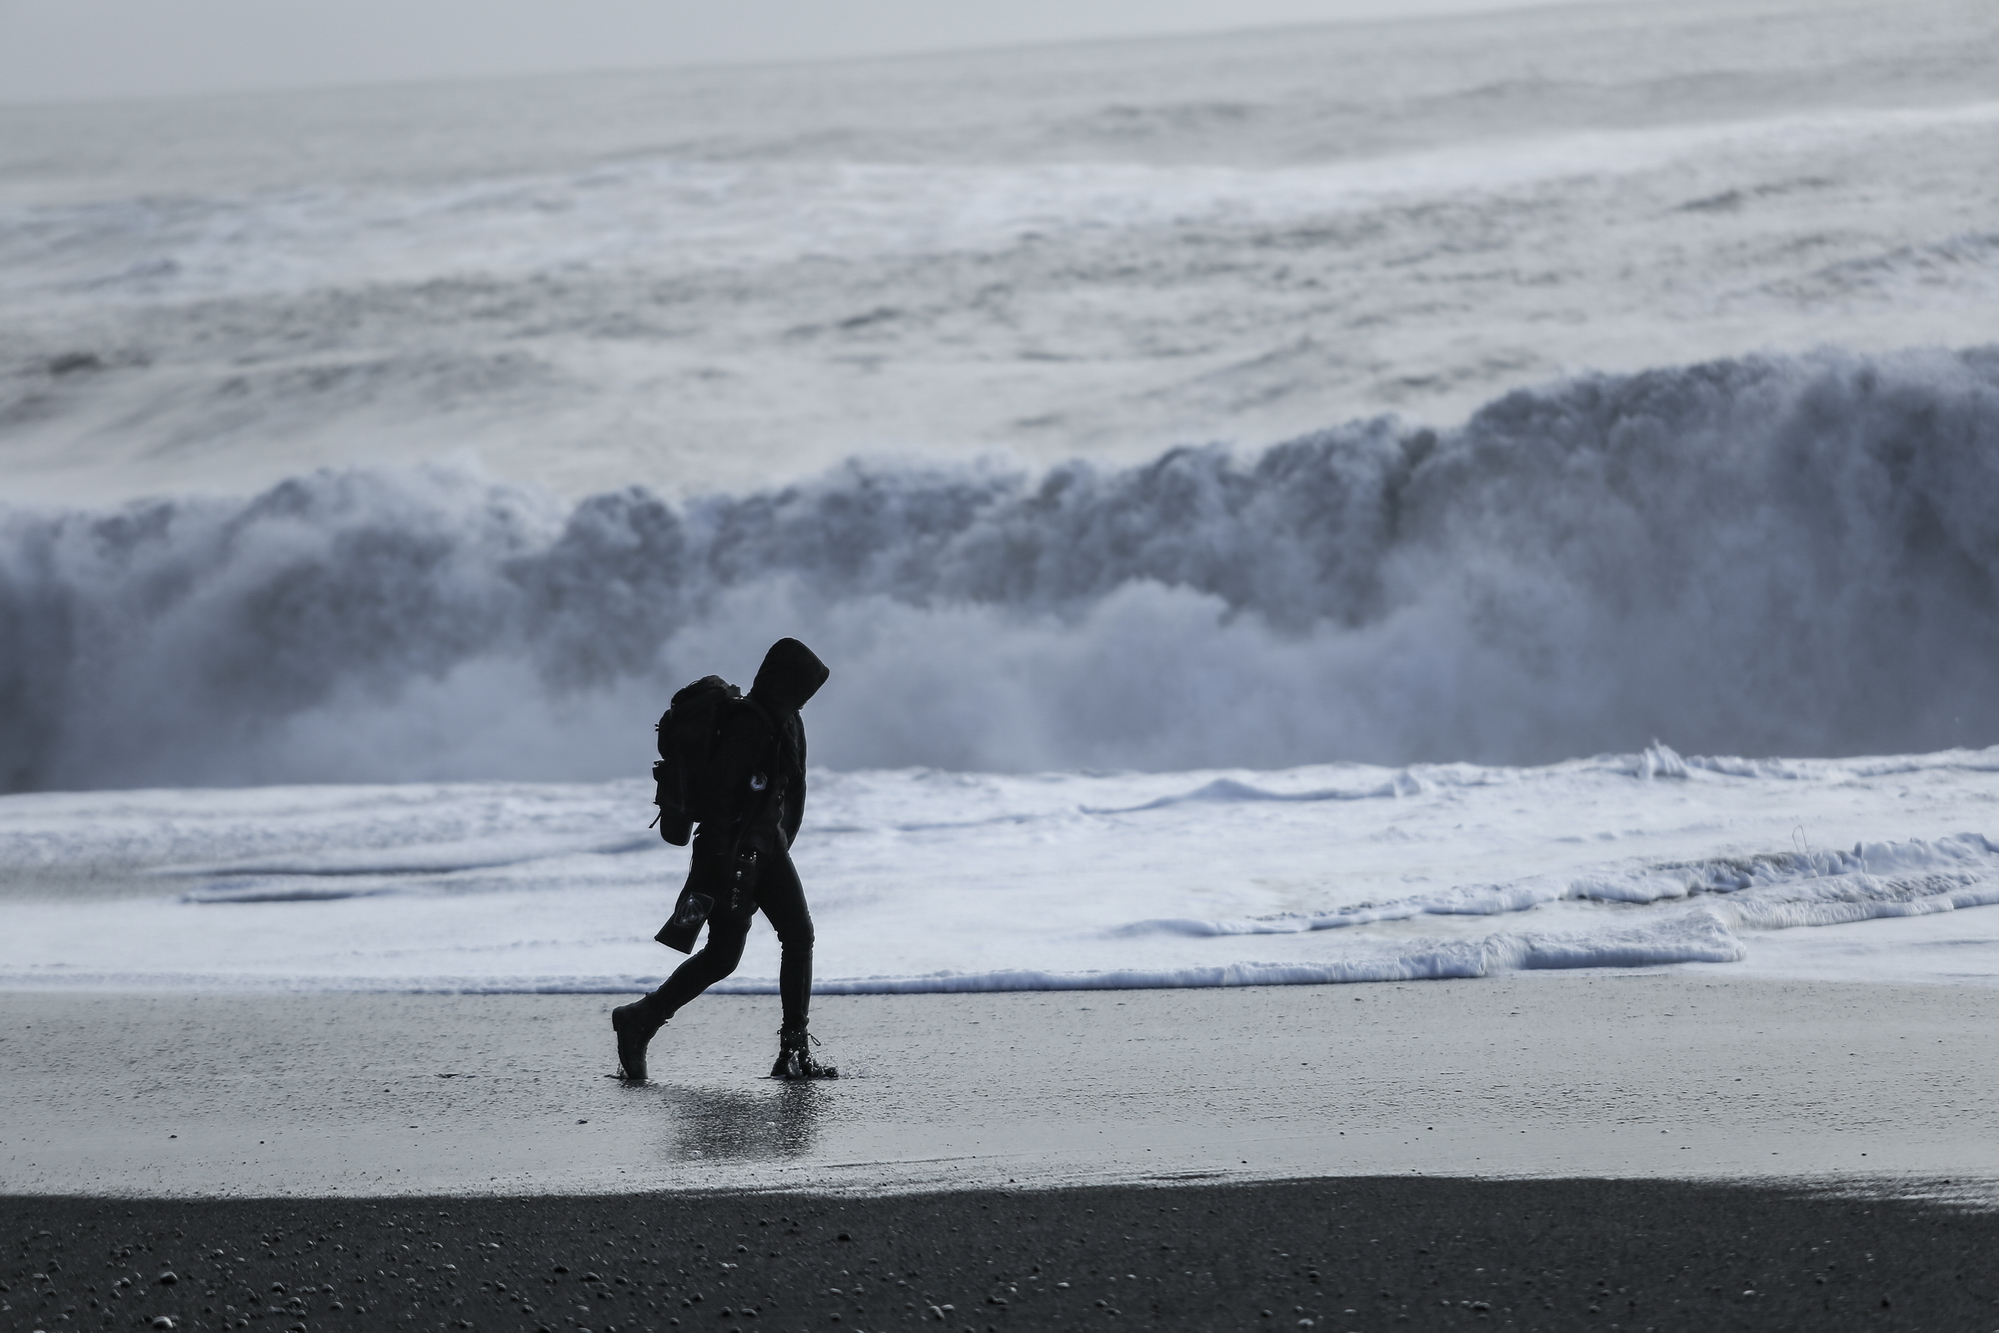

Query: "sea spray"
left=2, top=348, right=1997, bottom=791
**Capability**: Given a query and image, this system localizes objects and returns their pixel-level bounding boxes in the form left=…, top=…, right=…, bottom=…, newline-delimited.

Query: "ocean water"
left=2, top=0, right=1997, bottom=991
left=5, top=0, right=1998, bottom=507
left=3, top=746, right=1997, bottom=993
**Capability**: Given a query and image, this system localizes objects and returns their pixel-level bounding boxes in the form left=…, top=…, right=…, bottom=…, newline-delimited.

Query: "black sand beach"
left=8, top=982, right=1998, bottom=1331
left=7, top=1177, right=1995, bottom=1333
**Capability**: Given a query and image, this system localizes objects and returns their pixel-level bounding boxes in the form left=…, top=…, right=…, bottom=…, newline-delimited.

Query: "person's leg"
left=653, top=913, right=750, bottom=1015
left=756, top=845, right=833, bottom=1077
left=613, top=861, right=751, bottom=1080
left=754, top=844, right=815, bottom=1035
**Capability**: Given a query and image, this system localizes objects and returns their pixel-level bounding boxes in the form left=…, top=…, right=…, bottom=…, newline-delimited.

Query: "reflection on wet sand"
left=656, top=1082, right=826, bottom=1163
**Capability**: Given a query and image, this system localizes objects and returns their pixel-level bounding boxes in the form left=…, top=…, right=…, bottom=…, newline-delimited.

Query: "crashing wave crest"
left=3, top=347, right=1997, bottom=789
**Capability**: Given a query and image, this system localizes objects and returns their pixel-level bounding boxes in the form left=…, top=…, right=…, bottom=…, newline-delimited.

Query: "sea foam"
left=2, top=746, right=1996, bottom=994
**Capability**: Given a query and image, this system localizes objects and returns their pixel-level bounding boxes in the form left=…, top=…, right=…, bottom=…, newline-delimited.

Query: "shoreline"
left=7, top=974, right=1998, bottom=1201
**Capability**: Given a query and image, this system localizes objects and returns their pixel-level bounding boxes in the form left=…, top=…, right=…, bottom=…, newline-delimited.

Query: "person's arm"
left=780, top=722, right=807, bottom=849
left=781, top=775, right=805, bottom=849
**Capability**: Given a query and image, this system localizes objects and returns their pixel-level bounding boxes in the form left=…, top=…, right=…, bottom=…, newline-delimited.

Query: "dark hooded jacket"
left=706, top=638, right=828, bottom=849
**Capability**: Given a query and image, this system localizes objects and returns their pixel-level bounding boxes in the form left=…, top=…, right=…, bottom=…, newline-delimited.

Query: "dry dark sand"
left=7, top=1178, right=1998, bottom=1333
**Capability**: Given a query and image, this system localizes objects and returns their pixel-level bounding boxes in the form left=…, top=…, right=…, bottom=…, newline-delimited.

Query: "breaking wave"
left=4, top=347, right=1998, bottom=790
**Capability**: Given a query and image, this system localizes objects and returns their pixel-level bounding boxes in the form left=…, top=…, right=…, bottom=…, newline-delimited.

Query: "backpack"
left=651, top=675, right=746, bottom=846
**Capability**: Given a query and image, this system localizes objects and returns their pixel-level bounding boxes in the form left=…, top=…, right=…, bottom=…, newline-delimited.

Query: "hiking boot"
left=770, top=1027, right=837, bottom=1080
left=612, top=1001, right=667, bottom=1081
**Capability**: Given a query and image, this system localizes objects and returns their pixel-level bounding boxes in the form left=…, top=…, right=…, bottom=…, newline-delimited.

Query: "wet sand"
left=4, top=974, right=1997, bottom=1198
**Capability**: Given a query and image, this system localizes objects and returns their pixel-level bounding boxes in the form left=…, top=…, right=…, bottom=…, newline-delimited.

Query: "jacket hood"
left=749, top=638, right=829, bottom=710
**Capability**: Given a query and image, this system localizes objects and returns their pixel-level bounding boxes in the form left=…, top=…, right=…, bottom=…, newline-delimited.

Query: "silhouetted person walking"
left=614, top=638, right=832, bottom=1081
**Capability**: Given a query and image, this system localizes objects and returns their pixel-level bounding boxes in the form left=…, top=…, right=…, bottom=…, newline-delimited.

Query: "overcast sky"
left=0, top=0, right=1610, bottom=104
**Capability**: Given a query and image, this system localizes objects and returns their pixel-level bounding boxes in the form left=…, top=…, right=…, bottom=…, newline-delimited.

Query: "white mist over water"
left=5, top=348, right=1997, bottom=789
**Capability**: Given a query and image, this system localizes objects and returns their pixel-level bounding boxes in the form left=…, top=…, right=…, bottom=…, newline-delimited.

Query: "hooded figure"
left=746, top=636, right=828, bottom=850
left=613, top=638, right=833, bottom=1081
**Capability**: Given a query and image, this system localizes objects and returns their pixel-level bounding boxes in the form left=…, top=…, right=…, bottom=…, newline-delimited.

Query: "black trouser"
left=652, top=835, right=814, bottom=1033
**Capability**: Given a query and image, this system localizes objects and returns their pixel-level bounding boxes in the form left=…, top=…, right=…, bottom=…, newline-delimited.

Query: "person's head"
left=750, top=638, right=829, bottom=710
